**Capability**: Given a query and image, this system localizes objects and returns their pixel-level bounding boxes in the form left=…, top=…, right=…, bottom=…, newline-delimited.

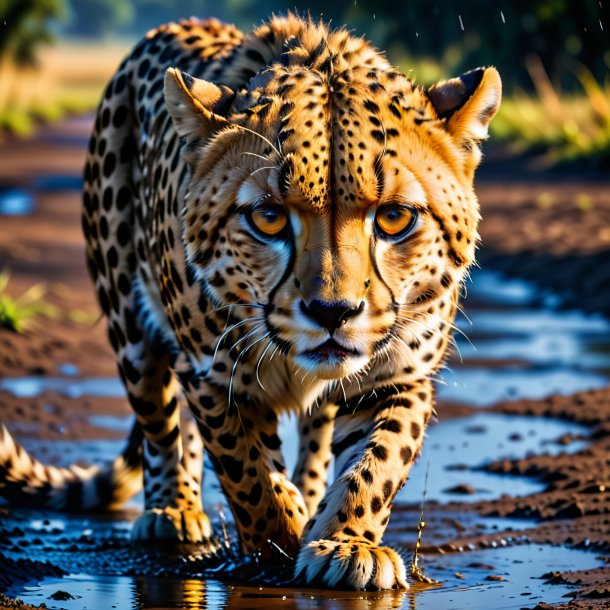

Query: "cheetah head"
left=164, top=31, right=500, bottom=381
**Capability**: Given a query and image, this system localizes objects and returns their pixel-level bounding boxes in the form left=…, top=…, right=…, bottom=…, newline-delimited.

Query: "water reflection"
left=13, top=544, right=602, bottom=610
left=0, top=187, right=34, bottom=215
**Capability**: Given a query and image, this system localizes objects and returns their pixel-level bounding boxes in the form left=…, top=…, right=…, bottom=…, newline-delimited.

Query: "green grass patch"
left=0, top=271, right=58, bottom=333
left=491, top=61, right=610, bottom=168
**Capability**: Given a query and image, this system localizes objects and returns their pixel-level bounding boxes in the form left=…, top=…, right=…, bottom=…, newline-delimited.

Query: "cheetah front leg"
left=295, top=380, right=433, bottom=590
left=183, top=380, right=308, bottom=558
left=292, top=404, right=337, bottom=517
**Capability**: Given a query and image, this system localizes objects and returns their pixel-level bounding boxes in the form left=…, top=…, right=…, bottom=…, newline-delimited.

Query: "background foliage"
left=1, top=0, right=609, bottom=166
left=2, top=0, right=608, bottom=89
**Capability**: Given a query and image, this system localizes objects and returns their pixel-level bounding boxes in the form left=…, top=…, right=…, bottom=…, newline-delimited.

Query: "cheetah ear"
left=427, top=67, right=501, bottom=150
left=164, top=68, right=235, bottom=157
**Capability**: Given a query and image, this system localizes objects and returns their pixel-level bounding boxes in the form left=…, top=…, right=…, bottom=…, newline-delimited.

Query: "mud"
left=1, top=118, right=610, bottom=608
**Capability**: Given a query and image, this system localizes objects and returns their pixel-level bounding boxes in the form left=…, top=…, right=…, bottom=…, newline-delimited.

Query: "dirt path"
left=0, top=118, right=609, bottom=609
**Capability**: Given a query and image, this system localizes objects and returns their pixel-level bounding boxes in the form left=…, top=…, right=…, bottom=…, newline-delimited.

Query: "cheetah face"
left=165, top=64, right=500, bottom=380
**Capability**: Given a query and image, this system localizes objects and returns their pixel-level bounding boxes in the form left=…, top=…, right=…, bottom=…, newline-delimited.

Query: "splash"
left=410, top=461, right=441, bottom=586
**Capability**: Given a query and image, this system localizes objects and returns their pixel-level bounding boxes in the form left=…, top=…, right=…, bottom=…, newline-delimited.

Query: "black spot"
left=371, top=444, right=388, bottom=461
left=142, top=421, right=164, bottom=434
left=233, top=503, right=252, bottom=527
left=332, top=429, right=366, bottom=456
left=116, top=186, right=130, bottom=210
left=137, top=59, right=151, bottom=79
left=117, top=222, right=131, bottom=247
left=101, top=108, right=111, bottom=128
left=157, top=425, right=180, bottom=448
left=102, top=186, right=113, bottom=211
left=337, top=510, right=348, bottom=522
left=380, top=419, right=402, bottom=433
left=370, top=129, right=385, bottom=143
left=103, top=153, right=117, bottom=178
left=260, top=432, right=281, bottom=450
left=112, top=105, right=129, bottom=128
left=249, top=482, right=262, bottom=505
left=114, top=73, right=126, bottom=94
left=371, top=496, right=382, bottom=513
left=99, top=217, right=109, bottom=239
left=206, top=413, right=225, bottom=429
left=220, top=454, right=243, bottom=483
left=411, top=422, right=421, bottom=440
left=400, top=446, right=412, bottom=464
left=121, top=357, right=141, bottom=384
left=218, top=433, right=236, bottom=450
left=382, top=479, right=393, bottom=502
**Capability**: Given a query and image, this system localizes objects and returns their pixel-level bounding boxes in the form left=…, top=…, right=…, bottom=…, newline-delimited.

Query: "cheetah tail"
left=0, top=421, right=143, bottom=510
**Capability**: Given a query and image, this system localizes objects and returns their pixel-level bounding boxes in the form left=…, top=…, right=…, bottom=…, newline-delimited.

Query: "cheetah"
left=0, top=14, right=500, bottom=589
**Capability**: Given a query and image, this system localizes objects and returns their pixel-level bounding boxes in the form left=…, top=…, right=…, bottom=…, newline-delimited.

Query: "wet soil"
left=0, top=118, right=609, bottom=609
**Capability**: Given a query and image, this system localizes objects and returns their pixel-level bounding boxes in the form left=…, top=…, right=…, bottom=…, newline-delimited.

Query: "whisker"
left=269, top=344, right=281, bottom=362
left=241, top=151, right=272, bottom=163
left=209, top=302, right=265, bottom=314
left=255, top=337, right=276, bottom=392
left=250, top=166, right=277, bottom=177
left=227, top=323, right=267, bottom=356
left=228, top=331, right=269, bottom=406
left=235, top=124, right=282, bottom=159
left=455, top=303, right=473, bottom=326
left=339, top=379, right=348, bottom=404
left=212, top=316, right=264, bottom=367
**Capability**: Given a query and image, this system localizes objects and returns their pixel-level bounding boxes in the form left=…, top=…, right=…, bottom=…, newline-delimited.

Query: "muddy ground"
left=0, top=118, right=609, bottom=609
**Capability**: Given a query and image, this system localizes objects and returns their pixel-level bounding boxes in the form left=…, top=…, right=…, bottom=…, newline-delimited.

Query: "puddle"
left=0, top=376, right=123, bottom=398
left=4, top=538, right=604, bottom=610
left=401, top=413, right=589, bottom=504
left=0, top=187, right=35, bottom=215
left=440, top=269, right=610, bottom=406
left=2, top=512, right=604, bottom=609
left=438, top=366, right=608, bottom=406
left=31, top=174, right=83, bottom=191
left=0, top=175, right=82, bottom=216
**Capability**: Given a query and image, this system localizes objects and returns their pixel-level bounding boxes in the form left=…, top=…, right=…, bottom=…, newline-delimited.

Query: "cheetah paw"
left=131, top=507, right=217, bottom=549
left=295, top=539, right=408, bottom=590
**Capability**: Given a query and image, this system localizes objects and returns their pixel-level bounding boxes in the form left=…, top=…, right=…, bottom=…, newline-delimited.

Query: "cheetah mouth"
left=302, top=339, right=361, bottom=362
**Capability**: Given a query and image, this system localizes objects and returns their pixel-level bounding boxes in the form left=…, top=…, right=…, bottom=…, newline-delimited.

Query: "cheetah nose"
left=300, top=299, right=364, bottom=334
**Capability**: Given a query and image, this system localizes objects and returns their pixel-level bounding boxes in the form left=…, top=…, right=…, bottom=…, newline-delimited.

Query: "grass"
left=0, top=41, right=129, bottom=137
left=491, top=59, right=610, bottom=168
left=0, top=271, right=58, bottom=332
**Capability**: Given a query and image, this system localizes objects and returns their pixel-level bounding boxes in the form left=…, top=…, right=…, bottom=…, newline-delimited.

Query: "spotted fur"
left=0, top=14, right=500, bottom=589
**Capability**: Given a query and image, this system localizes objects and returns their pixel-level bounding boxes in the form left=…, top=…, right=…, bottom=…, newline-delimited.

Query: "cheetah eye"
left=247, top=202, right=289, bottom=238
left=374, top=203, right=418, bottom=240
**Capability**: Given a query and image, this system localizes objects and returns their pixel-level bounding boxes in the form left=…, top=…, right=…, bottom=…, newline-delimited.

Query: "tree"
left=0, top=0, right=66, bottom=66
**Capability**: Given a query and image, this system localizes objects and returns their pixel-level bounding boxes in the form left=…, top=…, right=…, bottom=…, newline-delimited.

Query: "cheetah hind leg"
left=131, top=414, right=217, bottom=550
left=122, top=351, right=216, bottom=551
